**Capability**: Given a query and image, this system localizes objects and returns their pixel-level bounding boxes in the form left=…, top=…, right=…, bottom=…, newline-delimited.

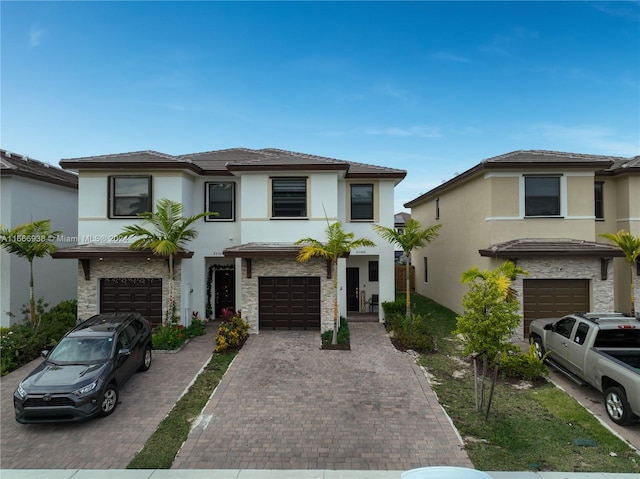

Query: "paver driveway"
left=173, top=322, right=472, bottom=470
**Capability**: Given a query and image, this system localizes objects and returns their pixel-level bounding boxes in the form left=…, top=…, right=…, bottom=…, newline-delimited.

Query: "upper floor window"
left=350, top=184, right=374, bottom=221
left=108, top=176, right=152, bottom=218
left=272, top=177, right=307, bottom=218
left=436, top=197, right=440, bottom=220
left=525, top=176, right=560, bottom=217
left=594, top=182, right=604, bottom=220
left=205, top=182, right=235, bottom=221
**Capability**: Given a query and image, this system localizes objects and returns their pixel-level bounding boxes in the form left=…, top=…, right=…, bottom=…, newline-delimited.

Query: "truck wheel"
left=531, top=336, right=545, bottom=360
left=604, top=386, right=634, bottom=426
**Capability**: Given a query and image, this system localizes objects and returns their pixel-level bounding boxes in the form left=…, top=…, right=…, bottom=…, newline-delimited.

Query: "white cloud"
left=28, top=24, right=46, bottom=48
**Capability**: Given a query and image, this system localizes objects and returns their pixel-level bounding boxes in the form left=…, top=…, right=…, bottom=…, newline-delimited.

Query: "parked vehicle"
left=14, top=312, right=152, bottom=424
left=530, top=312, right=640, bottom=426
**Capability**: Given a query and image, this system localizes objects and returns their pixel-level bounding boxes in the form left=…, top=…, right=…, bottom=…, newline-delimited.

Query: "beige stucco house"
left=54, top=148, right=405, bottom=333
left=405, top=150, right=640, bottom=338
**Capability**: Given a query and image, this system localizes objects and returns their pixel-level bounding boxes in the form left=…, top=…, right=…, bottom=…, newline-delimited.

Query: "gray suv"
left=14, top=312, right=152, bottom=424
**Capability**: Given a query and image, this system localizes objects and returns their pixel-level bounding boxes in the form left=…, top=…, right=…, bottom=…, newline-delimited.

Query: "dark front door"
left=346, top=267, right=359, bottom=311
left=215, top=269, right=235, bottom=318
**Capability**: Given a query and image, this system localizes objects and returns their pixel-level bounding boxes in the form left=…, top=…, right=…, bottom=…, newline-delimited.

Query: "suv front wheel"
left=99, top=384, right=119, bottom=416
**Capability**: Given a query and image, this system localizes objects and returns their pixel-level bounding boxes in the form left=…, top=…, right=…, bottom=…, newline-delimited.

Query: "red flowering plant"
left=152, top=323, right=186, bottom=350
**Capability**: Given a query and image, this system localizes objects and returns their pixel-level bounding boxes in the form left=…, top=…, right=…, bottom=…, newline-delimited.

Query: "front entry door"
left=215, top=269, right=235, bottom=318
left=346, top=267, right=359, bottom=311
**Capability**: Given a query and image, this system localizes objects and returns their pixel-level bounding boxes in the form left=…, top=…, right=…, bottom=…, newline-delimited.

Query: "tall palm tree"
left=296, top=221, right=375, bottom=345
left=600, top=229, right=640, bottom=317
left=372, top=218, right=441, bottom=317
left=115, top=198, right=213, bottom=325
left=0, top=219, right=62, bottom=325
left=460, top=260, right=528, bottom=302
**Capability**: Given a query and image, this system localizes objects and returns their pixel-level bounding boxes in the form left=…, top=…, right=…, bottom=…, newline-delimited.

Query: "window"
left=554, top=317, right=576, bottom=339
left=206, top=182, right=235, bottom=221
left=525, top=176, right=560, bottom=216
left=109, top=176, right=152, bottom=218
left=574, top=322, right=590, bottom=345
left=594, top=182, right=604, bottom=220
left=351, top=184, right=374, bottom=220
left=272, top=177, right=307, bottom=218
left=436, top=198, right=440, bottom=220
left=424, top=257, right=428, bottom=283
left=368, top=261, right=379, bottom=282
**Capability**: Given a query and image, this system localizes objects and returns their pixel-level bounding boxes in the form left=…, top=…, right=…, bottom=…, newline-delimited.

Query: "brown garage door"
left=100, top=278, right=163, bottom=325
left=523, top=279, right=590, bottom=335
left=259, top=277, right=321, bottom=330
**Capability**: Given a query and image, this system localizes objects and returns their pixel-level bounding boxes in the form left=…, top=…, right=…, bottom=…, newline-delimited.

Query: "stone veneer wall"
left=76, top=258, right=181, bottom=322
left=240, top=257, right=334, bottom=333
left=510, top=256, right=614, bottom=339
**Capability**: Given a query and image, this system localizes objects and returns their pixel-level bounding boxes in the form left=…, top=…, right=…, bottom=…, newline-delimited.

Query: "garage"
left=259, top=276, right=321, bottom=330
left=523, top=279, right=590, bottom=335
left=100, top=278, right=163, bottom=325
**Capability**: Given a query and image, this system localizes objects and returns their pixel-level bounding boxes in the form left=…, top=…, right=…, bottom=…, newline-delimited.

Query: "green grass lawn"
left=405, top=293, right=640, bottom=473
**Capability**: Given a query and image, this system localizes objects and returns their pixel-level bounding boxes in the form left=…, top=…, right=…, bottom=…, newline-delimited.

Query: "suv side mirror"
left=544, top=323, right=554, bottom=331
left=41, top=350, right=49, bottom=358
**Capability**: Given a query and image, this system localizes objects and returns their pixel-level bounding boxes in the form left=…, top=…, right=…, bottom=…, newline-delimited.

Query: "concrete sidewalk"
left=1, top=469, right=639, bottom=478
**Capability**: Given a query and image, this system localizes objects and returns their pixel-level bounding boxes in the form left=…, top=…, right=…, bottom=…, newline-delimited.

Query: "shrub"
left=0, top=299, right=77, bottom=376
left=215, top=312, right=250, bottom=353
left=321, top=318, right=350, bottom=346
left=186, top=318, right=207, bottom=338
left=391, top=313, right=434, bottom=353
left=152, top=324, right=187, bottom=350
left=499, top=343, right=548, bottom=381
left=382, top=299, right=405, bottom=317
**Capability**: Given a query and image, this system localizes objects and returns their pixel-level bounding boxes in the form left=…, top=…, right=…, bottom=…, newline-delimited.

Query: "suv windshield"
left=48, top=337, right=114, bottom=363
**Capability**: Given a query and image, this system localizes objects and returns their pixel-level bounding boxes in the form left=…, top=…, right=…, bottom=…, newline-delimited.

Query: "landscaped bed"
left=404, top=293, right=640, bottom=473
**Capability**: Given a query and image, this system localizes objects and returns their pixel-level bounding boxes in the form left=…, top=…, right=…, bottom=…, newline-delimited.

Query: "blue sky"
left=2, top=1, right=639, bottom=212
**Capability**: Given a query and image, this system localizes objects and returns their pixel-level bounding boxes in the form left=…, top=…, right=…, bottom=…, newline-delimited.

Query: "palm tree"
left=296, top=221, right=375, bottom=345
left=460, top=260, right=528, bottom=302
left=372, top=218, right=441, bottom=316
left=115, top=198, right=213, bottom=325
left=600, top=230, right=640, bottom=317
left=0, top=219, right=62, bottom=325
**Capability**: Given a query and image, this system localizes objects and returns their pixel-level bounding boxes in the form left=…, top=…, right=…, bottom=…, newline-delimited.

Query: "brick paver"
left=172, top=322, right=472, bottom=470
left=0, top=324, right=217, bottom=469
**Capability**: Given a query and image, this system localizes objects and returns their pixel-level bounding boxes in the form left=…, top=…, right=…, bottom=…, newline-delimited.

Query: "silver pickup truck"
left=529, top=312, right=640, bottom=426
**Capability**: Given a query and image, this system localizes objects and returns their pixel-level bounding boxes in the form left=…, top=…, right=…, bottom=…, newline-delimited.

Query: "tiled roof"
left=405, top=149, right=638, bottom=208
left=1, top=149, right=78, bottom=189
left=60, top=147, right=406, bottom=180
left=478, top=238, right=625, bottom=258
left=482, top=150, right=624, bottom=166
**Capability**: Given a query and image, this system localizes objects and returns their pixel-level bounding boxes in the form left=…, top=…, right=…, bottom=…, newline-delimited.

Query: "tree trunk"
left=405, top=251, right=411, bottom=317
left=630, top=263, right=636, bottom=318
left=332, top=293, right=338, bottom=345
left=29, top=260, right=36, bottom=326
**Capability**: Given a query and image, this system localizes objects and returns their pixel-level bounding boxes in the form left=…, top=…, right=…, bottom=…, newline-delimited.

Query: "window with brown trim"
left=272, top=177, right=307, bottom=218
left=108, top=176, right=152, bottom=218
left=594, top=181, right=604, bottom=220
left=350, top=184, right=374, bottom=221
left=205, top=182, right=235, bottom=221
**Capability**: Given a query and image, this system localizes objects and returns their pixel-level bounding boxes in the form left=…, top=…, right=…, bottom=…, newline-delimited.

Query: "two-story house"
left=1, top=149, right=79, bottom=326
left=54, top=148, right=405, bottom=333
left=405, top=150, right=640, bottom=338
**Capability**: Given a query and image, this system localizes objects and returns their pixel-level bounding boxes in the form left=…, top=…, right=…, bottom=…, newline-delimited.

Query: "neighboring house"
left=54, top=148, right=405, bottom=332
left=0, top=149, right=79, bottom=327
left=394, top=211, right=411, bottom=263
left=405, top=150, right=640, bottom=338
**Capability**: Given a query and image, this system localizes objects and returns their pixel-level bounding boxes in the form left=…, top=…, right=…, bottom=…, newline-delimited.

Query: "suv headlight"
left=72, top=379, right=98, bottom=397
left=16, top=383, right=27, bottom=400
